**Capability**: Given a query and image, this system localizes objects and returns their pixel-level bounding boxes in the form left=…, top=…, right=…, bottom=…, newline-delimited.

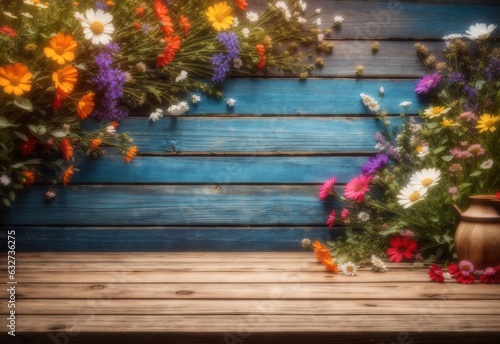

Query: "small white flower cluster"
left=360, top=93, right=380, bottom=113
left=301, top=238, right=311, bottom=248
left=175, top=70, right=188, bottom=83
left=242, top=27, right=250, bottom=38
left=370, top=255, right=388, bottom=272
left=275, top=1, right=291, bottom=21
left=247, top=11, right=259, bottom=22
left=226, top=98, right=236, bottom=107
left=167, top=101, right=190, bottom=116
left=333, top=15, right=344, bottom=26
left=149, top=108, right=163, bottom=122
left=298, top=0, right=307, bottom=12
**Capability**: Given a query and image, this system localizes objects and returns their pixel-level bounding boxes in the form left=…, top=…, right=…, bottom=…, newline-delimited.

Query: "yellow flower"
left=423, top=106, right=451, bottom=119
left=52, top=65, right=78, bottom=94
left=44, top=33, right=77, bottom=65
left=440, top=119, right=459, bottom=127
left=77, top=92, right=95, bottom=119
left=206, top=2, right=233, bottom=31
left=0, top=63, right=33, bottom=96
left=476, top=114, right=500, bottom=133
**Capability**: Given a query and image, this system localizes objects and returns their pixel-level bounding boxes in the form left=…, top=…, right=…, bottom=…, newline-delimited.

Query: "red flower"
left=180, top=15, right=191, bottom=35
left=157, top=35, right=181, bottom=67
left=53, top=88, right=69, bottom=109
left=428, top=263, right=445, bottom=282
left=256, top=44, right=265, bottom=56
left=135, top=7, right=145, bottom=19
left=133, top=21, right=141, bottom=31
left=0, top=26, right=17, bottom=38
left=233, top=0, right=248, bottom=10
left=479, top=266, right=500, bottom=284
left=386, top=235, right=418, bottom=263
left=344, top=174, right=372, bottom=203
left=448, top=262, right=475, bottom=284
left=257, top=55, right=267, bottom=69
left=60, top=138, right=74, bottom=160
left=319, top=177, right=336, bottom=200
left=154, top=0, right=169, bottom=20
left=21, top=171, right=35, bottom=186
left=326, top=209, right=336, bottom=229
left=20, top=136, right=37, bottom=156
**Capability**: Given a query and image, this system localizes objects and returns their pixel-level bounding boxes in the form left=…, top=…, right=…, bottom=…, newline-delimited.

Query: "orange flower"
left=105, top=1, right=115, bottom=5
left=133, top=21, right=141, bottom=31
left=157, top=35, right=181, bottom=67
left=21, top=171, right=35, bottom=186
left=154, top=0, right=169, bottom=20
left=0, top=63, right=33, bottom=96
left=90, top=138, right=102, bottom=151
left=256, top=44, right=265, bottom=56
left=20, top=136, right=37, bottom=156
left=322, top=259, right=339, bottom=273
left=52, top=65, right=78, bottom=94
left=77, top=92, right=95, bottom=119
left=44, top=33, right=77, bottom=65
left=109, top=121, right=120, bottom=129
left=257, top=55, right=266, bottom=69
left=312, top=241, right=331, bottom=263
left=124, top=145, right=138, bottom=163
left=60, top=138, right=74, bottom=160
left=180, top=15, right=191, bottom=35
left=135, top=7, right=145, bottom=18
left=154, top=0, right=174, bottom=36
left=62, top=165, right=74, bottom=186
left=233, top=0, right=248, bottom=10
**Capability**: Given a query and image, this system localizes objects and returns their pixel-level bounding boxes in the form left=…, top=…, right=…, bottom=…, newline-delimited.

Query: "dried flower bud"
left=355, top=65, right=364, bottom=77
left=379, top=86, right=385, bottom=96
left=436, top=62, right=447, bottom=71
left=372, top=41, right=379, bottom=53
left=44, top=190, right=56, bottom=201
left=300, top=72, right=308, bottom=80
left=315, top=58, right=324, bottom=68
left=415, top=43, right=429, bottom=56
left=425, top=55, right=436, bottom=66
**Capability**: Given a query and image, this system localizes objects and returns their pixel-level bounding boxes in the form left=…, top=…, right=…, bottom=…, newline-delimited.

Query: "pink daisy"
left=318, top=177, right=337, bottom=200
left=341, top=208, right=350, bottom=220
left=344, top=174, right=372, bottom=203
left=448, top=260, right=475, bottom=284
left=428, top=263, right=445, bottom=282
left=415, top=73, right=441, bottom=94
left=326, top=209, right=336, bottom=229
left=479, top=266, right=500, bottom=284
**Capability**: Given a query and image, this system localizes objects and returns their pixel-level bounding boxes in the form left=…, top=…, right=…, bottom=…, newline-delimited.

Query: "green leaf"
left=14, top=97, right=33, bottom=112
left=427, top=122, right=438, bottom=129
left=9, top=190, right=15, bottom=201
left=433, top=146, right=446, bottom=154
left=14, top=131, right=28, bottom=141
left=24, top=159, right=42, bottom=165
left=441, top=155, right=453, bottom=162
left=2, top=197, right=11, bottom=207
left=470, top=171, right=482, bottom=177
left=0, top=116, right=18, bottom=128
left=475, top=80, right=486, bottom=90
left=50, top=130, right=68, bottom=138
left=10, top=162, right=24, bottom=169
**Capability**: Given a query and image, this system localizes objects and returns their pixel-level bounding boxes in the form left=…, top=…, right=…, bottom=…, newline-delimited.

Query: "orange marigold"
left=180, top=15, right=191, bottom=35
left=322, top=259, right=339, bottom=273
left=53, top=88, right=69, bottom=109
left=44, top=33, right=77, bottom=65
left=312, top=241, right=331, bottom=263
left=133, top=21, right=141, bottom=31
left=135, top=7, right=145, bottom=18
left=62, top=165, right=74, bottom=186
left=77, top=92, right=95, bottom=119
left=0, top=63, right=33, bottom=96
left=256, top=44, right=265, bottom=56
left=233, top=0, right=248, bottom=10
left=60, top=138, right=74, bottom=160
left=154, top=0, right=169, bottom=20
left=52, top=65, right=78, bottom=94
left=124, top=145, right=138, bottom=163
left=257, top=55, right=267, bottom=69
left=21, top=171, right=35, bottom=186
left=90, top=138, right=102, bottom=151
left=157, top=35, right=181, bottom=67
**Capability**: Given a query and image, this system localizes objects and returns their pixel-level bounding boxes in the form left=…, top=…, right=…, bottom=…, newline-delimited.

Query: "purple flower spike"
left=415, top=73, right=442, bottom=94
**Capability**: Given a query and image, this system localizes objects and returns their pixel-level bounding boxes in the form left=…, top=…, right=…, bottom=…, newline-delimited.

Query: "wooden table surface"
left=1, top=252, right=500, bottom=343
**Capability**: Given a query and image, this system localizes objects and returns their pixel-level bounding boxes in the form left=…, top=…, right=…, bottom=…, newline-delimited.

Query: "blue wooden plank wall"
left=1, top=0, right=499, bottom=251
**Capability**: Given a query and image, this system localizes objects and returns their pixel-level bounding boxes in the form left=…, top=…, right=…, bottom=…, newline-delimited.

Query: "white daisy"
left=149, top=108, right=163, bottom=122
left=465, top=23, right=497, bottom=40
left=357, top=211, right=370, bottom=222
left=0, top=174, right=11, bottom=186
left=297, top=17, right=306, bottom=24
left=397, top=184, right=428, bottom=209
left=409, top=168, right=441, bottom=191
left=480, top=159, right=493, bottom=169
left=340, top=262, right=358, bottom=276
left=400, top=101, right=412, bottom=108
left=191, top=95, right=201, bottom=104
left=167, top=102, right=189, bottom=116
left=227, top=98, right=236, bottom=107
left=21, top=12, right=33, bottom=18
left=3, top=11, right=18, bottom=19
left=370, top=255, right=388, bottom=272
left=247, top=12, right=259, bottom=22
left=416, top=145, right=429, bottom=159
left=79, top=9, right=115, bottom=45
left=333, top=15, right=344, bottom=26
left=35, top=3, right=48, bottom=9
left=175, top=70, right=188, bottom=83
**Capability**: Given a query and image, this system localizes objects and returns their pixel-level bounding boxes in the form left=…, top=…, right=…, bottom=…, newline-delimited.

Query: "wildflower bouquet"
left=0, top=0, right=323, bottom=208
left=316, top=23, right=499, bottom=264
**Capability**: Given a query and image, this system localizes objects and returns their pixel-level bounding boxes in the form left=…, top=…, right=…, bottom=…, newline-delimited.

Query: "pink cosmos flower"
left=479, top=266, right=500, bottom=284
left=326, top=209, right=336, bottom=229
left=467, top=144, right=486, bottom=156
left=344, top=174, right=372, bottom=203
left=415, top=73, right=442, bottom=94
left=448, top=260, right=475, bottom=284
left=318, top=177, right=337, bottom=200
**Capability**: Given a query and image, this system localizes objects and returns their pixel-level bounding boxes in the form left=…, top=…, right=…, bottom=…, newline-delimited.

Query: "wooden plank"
left=0, top=185, right=344, bottom=226
left=13, top=314, right=500, bottom=332
left=104, top=116, right=397, bottom=154
left=1, top=227, right=332, bottom=252
left=121, top=79, right=424, bottom=116
left=13, top=282, right=500, bottom=300
left=0, top=270, right=431, bottom=283
left=71, top=156, right=368, bottom=184
left=6, top=299, right=500, bottom=315
left=251, top=0, right=500, bottom=40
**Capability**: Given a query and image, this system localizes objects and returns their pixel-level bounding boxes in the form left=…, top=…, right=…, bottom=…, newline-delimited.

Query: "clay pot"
left=453, top=195, right=500, bottom=270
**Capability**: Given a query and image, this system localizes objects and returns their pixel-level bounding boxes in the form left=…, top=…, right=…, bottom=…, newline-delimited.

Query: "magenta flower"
left=326, top=209, right=336, bottom=229
left=415, top=73, right=442, bottom=94
left=318, top=177, right=337, bottom=200
left=341, top=208, right=350, bottom=220
left=344, top=174, right=372, bottom=203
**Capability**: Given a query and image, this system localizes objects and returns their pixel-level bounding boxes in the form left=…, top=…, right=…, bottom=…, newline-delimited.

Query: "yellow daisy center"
left=409, top=191, right=420, bottom=202
left=346, top=265, right=354, bottom=272
left=421, top=178, right=433, bottom=187
left=55, top=46, right=65, bottom=55
left=484, top=119, right=494, bottom=127
left=215, top=13, right=225, bottom=22
left=90, top=21, right=105, bottom=35
left=10, top=76, right=21, bottom=86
